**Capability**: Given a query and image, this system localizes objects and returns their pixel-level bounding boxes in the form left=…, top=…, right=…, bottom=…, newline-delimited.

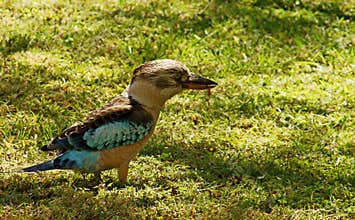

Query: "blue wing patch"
left=83, top=121, right=152, bottom=150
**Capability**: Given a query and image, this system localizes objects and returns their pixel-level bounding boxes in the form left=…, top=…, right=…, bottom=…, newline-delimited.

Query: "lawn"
left=0, top=0, right=354, bottom=219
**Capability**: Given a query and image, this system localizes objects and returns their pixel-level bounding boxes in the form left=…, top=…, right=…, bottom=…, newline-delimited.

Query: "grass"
left=0, top=0, right=354, bottom=219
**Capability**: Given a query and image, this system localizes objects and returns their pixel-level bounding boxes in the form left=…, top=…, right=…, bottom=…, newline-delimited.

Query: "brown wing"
left=41, top=95, right=153, bottom=152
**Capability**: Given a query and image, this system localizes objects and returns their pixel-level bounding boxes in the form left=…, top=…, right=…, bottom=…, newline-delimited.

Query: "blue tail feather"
left=22, top=160, right=56, bottom=172
left=22, top=150, right=100, bottom=173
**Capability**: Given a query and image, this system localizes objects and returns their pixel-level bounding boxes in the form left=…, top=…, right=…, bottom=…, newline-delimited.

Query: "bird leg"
left=118, top=161, right=130, bottom=183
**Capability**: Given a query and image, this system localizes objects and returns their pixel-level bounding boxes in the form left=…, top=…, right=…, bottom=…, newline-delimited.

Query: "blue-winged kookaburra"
left=23, top=59, right=217, bottom=182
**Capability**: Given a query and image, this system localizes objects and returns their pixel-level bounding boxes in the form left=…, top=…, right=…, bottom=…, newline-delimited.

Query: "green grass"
left=1, top=0, right=354, bottom=219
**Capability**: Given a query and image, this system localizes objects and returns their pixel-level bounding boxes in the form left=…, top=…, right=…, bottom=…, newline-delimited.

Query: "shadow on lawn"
left=141, top=131, right=354, bottom=212
left=103, top=0, right=352, bottom=51
left=0, top=62, right=95, bottom=122
left=253, top=0, right=353, bottom=20
left=0, top=34, right=33, bottom=57
left=139, top=89, right=353, bottom=211
left=1, top=128, right=352, bottom=214
left=0, top=174, right=138, bottom=218
left=0, top=71, right=42, bottom=111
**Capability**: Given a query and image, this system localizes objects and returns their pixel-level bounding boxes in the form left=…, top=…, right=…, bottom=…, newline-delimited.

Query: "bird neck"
left=122, top=81, right=165, bottom=118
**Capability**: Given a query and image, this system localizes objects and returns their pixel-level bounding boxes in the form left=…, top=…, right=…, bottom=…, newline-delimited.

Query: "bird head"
left=125, top=59, right=217, bottom=109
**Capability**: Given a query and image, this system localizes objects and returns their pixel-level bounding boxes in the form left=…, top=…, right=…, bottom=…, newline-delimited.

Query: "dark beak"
left=182, top=73, right=218, bottom=90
